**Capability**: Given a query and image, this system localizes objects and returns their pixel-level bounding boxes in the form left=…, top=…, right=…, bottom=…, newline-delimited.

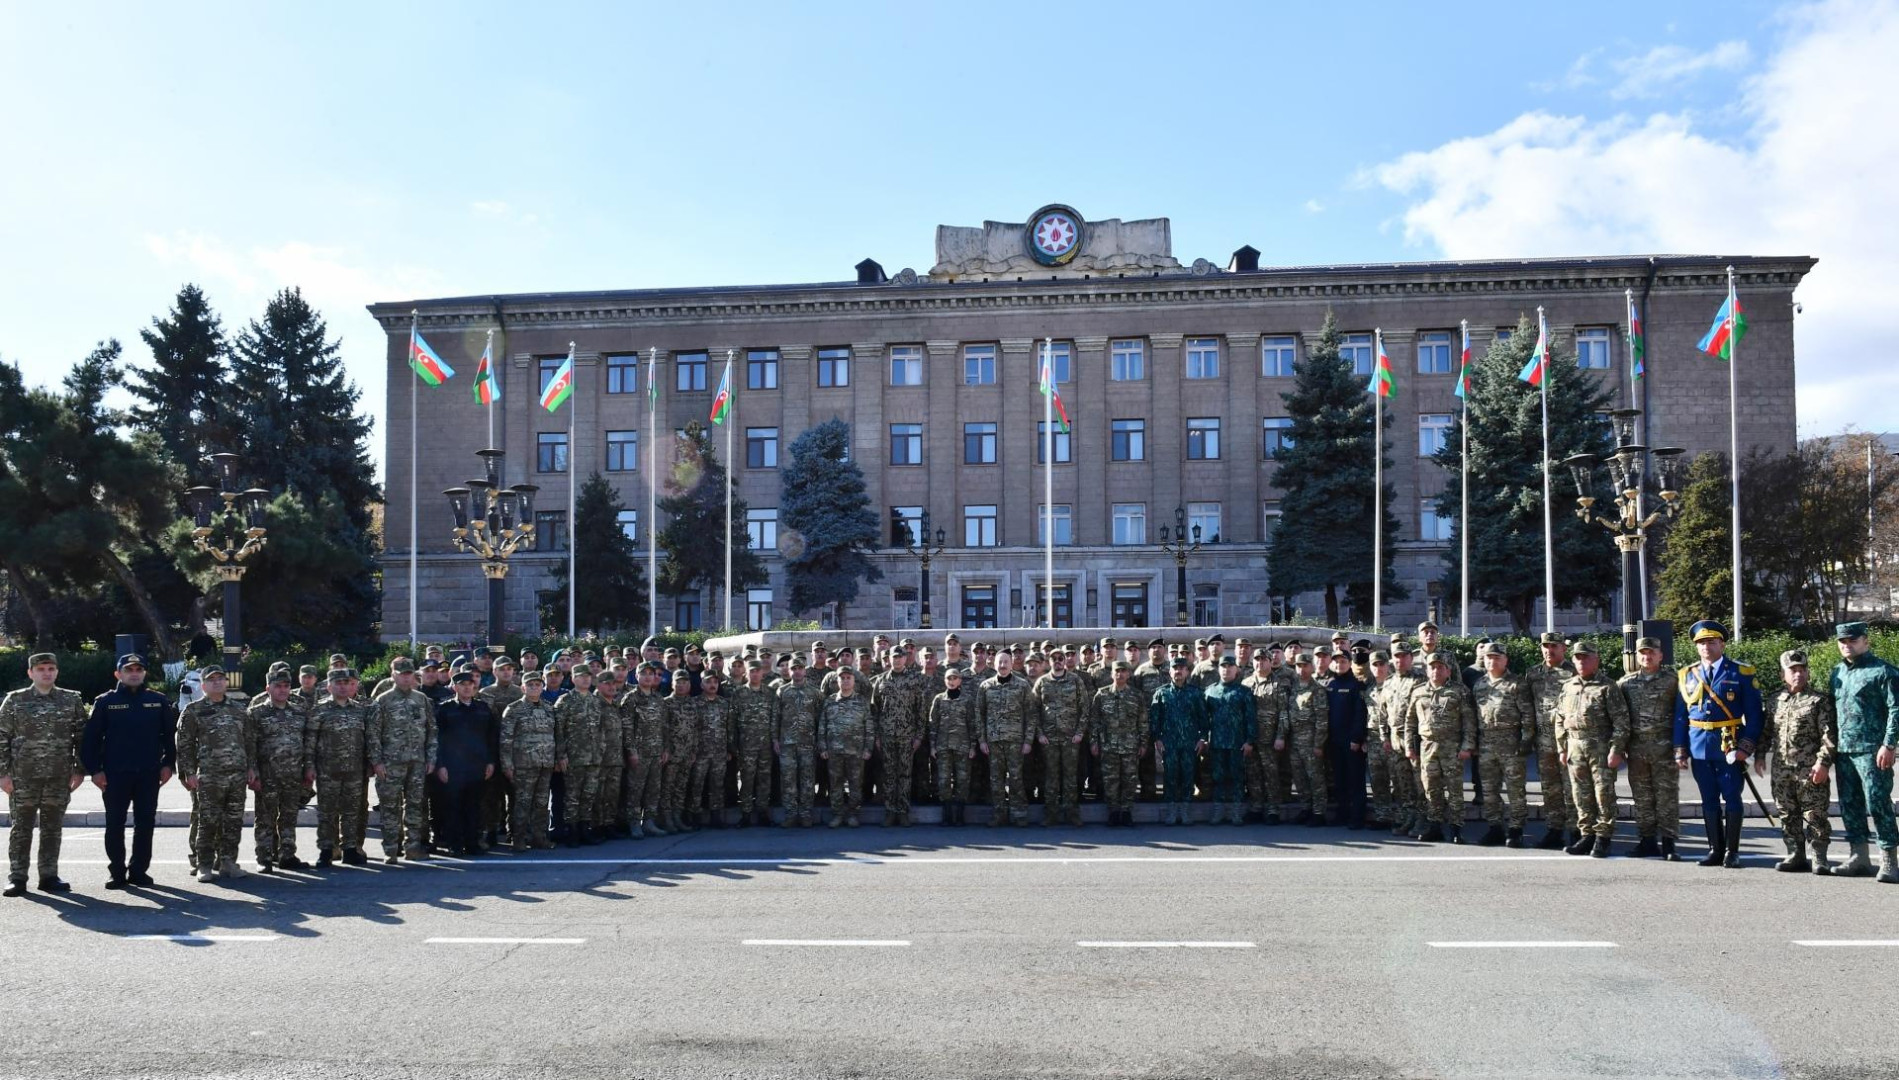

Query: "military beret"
left=1781, top=649, right=1810, bottom=668
left=390, top=658, right=416, bottom=673
left=1208, top=633, right=1226, bottom=644
left=329, top=668, right=358, bottom=683
left=523, top=670, right=546, bottom=684
left=26, top=652, right=56, bottom=667
left=1369, top=650, right=1391, bottom=664
left=1169, top=657, right=1191, bottom=669
left=1571, top=641, right=1600, bottom=657
left=117, top=653, right=147, bottom=669
left=1538, top=632, right=1566, bottom=646
left=199, top=665, right=226, bottom=678
left=1417, top=621, right=1439, bottom=633
left=1147, top=638, right=1165, bottom=648
left=641, top=637, right=660, bottom=650
left=328, top=653, right=348, bottom=665
left=267, top=669, right=292, bottom=685
left=1111, top=660, right=1133, bottom=672
left=1836, top=621, right=1869, bottom=640
left=1481, top=641, right=1509, bottom=657
left=450, top=670, right=476, bottom=685
left=299, top=664, right=320, bottom=677
left=1636, top=637, right=1663, bottom=651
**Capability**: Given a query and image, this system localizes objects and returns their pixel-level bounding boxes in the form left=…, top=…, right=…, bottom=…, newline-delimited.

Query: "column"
left=1073, top=335, right=1109, bottom=545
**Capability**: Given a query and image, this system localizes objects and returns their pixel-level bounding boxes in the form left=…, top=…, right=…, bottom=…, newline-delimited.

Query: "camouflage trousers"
left=1099, top=751, right=1139, bottom=813
left=1159, top=743, right=1198, bottom=804
left=737, top=738, right=774, bottom=814
left=1535, top=721, right=1573, bottom=830
left=826, top=752, right=865, bottom=817
left=253, top=779, right=304, bottom=864
left=510, top=767, right=552, bottom=847
left=1246, top=743, right=1281, bottom=814
left=1477, top=743, right=1529, bottom=829
left=6, top=776, right=70, bottom=881
left=934, top=749, right=972, bottom=804
left=376, top=763, right=428, bottom=856
left=1360, top=739, right=1389, bottom=821
left=1772, top=765, right=1831, bottom=851
left=623, top=757, right=662, bottom=824
left=1208, top=748, right=1244, bottom=806
left=1835, top=753, right=1899, bottom=848
left=1042, top=738, right=1083, bottom=814
left=192, top=775, right=246, bottom=869
left=316, top=776, right=367, bottom=856
left=482, top=771, right=512, bottom=838
left=1417, top=740, right=1463, bottom=826
left=686, top=755, right=723, bottom=817
left=987, top=743, right=1026, bottom=818
left=1564, top=735, right=1620, bottom=838
left=780, top=748, right=816, bottom=819
left=562, top=764, right=601, bottom=824
left=1289, top=732, right=1327, bottom=815
left=661, top=758, right=694, bottom=814
left=1387, top=746, right=1422, bottom=821
left=593, top=763, right=623, bottom=826
left=1627, top=737, right=1680, bottom=839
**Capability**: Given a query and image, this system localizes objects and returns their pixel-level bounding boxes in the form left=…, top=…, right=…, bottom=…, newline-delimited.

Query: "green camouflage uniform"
left=1149, top=682, right=1209, bottom=813
left=1286, top=678, right=1329, bottom=817
left=1242, top=671, right=1288, bottom=817
left=1527, top=662, right=1576, bottom=832
left=308, top=697, right=373, bottom=857
left=1377, top=671, right=1427, bottom=827
left=591, top=690, right=625, bottom=828
left=688, top=694, right=731, bottom=820
left=1471, top=673, right=1535, bottom=830
left=621, top=687, right=667, bottom=829
left=871, top=669, right=929, bottom=819
left=500, top=695, right=558, bottom=848
left=1201, top=680, right=1256, bottom=816
left=729, top=681, right=779, bottom=817
left=1556, top=672, right=1632, bottom=839
left=249, top=697, right=309, bottom=865
left=556, top=690, right=607, bottom=828
left=369, top=687, right=437, bottom=857
left=659, top=693, right=699, bottom=822
left=776, top=680, right=825, bottom=823
left=1090, top=683, right=1147, bottom=814
left=0, top=684, right=86, bottom=884
left=178, top=695, right=256, bottom=871
left=821, top=692, right=872, bottom=823
left=1618, top=669, right=1682, bottom=841
left=1404, top=682, right=1476, bottom=827
left=978, top=673, right=1034, bottom=825
left=1033, top=669, right=1092, bottom=823
left=928, top=688, right=980, bottom=806
left=1763, top=686, right=1838, bottom=855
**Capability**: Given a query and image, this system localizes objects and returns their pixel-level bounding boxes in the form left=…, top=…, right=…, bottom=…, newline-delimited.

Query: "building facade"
left=370, top=206, right=1813, bottom=639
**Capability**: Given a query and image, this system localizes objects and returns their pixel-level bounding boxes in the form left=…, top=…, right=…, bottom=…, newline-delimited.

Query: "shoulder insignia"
left=1735, top=663, right=1756, bottom=677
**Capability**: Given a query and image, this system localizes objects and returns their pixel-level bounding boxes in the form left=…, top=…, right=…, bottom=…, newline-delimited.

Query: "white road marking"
left=742, top=939, right=910, bottom=947
left=126, top=933, right=278, bottom=942
left=62, top=853, right=1585, bottom=868
left=425, top=937, right=586, bottom=945
left=1793, top=940, right=1899, bottom=947
left=1427, top=941, right=1617, bottom=949
left=1077, top=941, right=1256, bottom=949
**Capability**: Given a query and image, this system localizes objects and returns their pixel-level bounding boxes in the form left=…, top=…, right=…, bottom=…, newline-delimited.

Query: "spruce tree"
left=1652, top=451, right=1778, bottom=632
left=1267, top=311, right=1404, bottom=628
left=1431, top=314, right=1617, bottom=635
left=128, top=283, right=234, bottom=477
left=540, top=472, right=650, bottom=634
left=656, top=422, right=765, bottom=622
left=778, top=419, right=881, bottom=617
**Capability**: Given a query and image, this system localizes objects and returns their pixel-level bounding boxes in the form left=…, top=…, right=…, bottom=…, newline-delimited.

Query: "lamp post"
left=1158, top=506, right=1202, bottom=628
left=903, top=512, right=949, bottom=630
left=185, top=453, right=270, bottom=690
left=1560, top=408, right=1685, bottom=673
left=443, top=448, right=539, bottom=650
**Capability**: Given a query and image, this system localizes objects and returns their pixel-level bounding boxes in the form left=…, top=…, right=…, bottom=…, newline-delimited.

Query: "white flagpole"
left=1628, top=288, right=1647, bottom=619
left=1538, top=307, right=1555, bottom=636
left=1727, top=265, right=1742, bottom=642
left=408, top=309, right=419, bottom=648
left=484, top=328, right=496, bottom=450
left=646, top=345, right=658, bottom=640
left=723, top=349, right=735, bottom=632
left=1459, top=318, right=1469, bottom=638
left=566, top=341, right=577, bottom=641
left=1043, top=337, right=1055, bottom=629
left=1372, top=328, right=1384, bottom=632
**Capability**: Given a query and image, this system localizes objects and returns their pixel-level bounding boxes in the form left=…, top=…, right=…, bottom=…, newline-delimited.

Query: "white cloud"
left=470, top=199, right=511, bottom=217
left=1532, top=48, right=1603, bottom=93
left=1367, top=0, right=1899, bottom=438
left=1608, top=39, right=1750, bottom=99
left=1303, top=198, right=1325, bottom=214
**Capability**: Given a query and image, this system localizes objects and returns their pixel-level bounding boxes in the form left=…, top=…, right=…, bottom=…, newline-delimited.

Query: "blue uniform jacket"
left=81, top=684, right=178, bottom=776
left=1672, top=656, right=1762, bottom=761
left=1325, top=672, right=1370, bottom=748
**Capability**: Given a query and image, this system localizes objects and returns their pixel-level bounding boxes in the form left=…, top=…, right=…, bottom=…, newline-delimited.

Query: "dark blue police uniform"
left=80, top=656, right=178, bottom=882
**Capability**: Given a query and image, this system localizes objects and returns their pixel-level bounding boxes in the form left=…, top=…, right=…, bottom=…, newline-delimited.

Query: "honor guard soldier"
left=1672, top=620, right=1762, bottom=868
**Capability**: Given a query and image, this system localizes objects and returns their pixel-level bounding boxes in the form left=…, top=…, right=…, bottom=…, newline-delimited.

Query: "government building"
left=370, top=205, right=1812, bottom=640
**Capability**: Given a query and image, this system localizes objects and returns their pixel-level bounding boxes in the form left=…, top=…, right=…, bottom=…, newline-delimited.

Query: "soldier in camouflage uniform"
left=249, top=670, right=311, bottom=871
left=1090, top=661, right=1147, bottom=827
left=659, top=672, right=699, bottom=832
left=776, top=658, right=824, bottom=827
left=688, top=671, right=732, bottom=827
left=1149, top=659, right=1209, bottom=825
left=729, top=660, right=778, bottom=827
left=1033, top=651, right=1092, bottom=826
left=1555, top=641, right=1632, bottom=858
left=1760, top=649, right=1837, bottom=874
left=1, top=652, right=86, bottom=894
left=1403, top=654, right=1476, bottom=843
left=308, top=670, right=373, bottom=867
left=821, top=668, right=873, bottom=827
left=1243, top=652, right=1288, bottom=825
left=500, top=670, right=559, bottom=850
left=622, top=663, right=669, bottom=836
left=1526, top=633, right=1577, bottom=848
left=369, top=658, right=437, bottom=863
left=1280, top=653, right=1329, bottom=825
left=1470, top=642, right=1535, bottom=847
left=929, top=668, right=979, bottom=824
left=177, top=666, right=257, bottom=882
left=1619, top=637, right=1684, bottom=859
left=978, top=652, right=1034, bottom=827
left=872, top=646, right=930, bottom=826
left=555, top=666, right=606, bottom=845
left=1383, top=642, right=1430, bottom=836
left=590, top=671, right=627, bottom=837
left=1202, top=657, right=1256, bottom=825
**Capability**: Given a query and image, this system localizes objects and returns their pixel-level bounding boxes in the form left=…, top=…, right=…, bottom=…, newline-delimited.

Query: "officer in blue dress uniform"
left=1672, top=620, right=1762, bottom=868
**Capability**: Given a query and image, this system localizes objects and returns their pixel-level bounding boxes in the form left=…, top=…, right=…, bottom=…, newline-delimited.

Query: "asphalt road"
left=1, top=820, right=1893, bottom=1080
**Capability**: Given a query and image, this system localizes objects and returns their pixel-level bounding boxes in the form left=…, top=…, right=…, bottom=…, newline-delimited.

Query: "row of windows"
left=545, top=327, right=1618, bottom=399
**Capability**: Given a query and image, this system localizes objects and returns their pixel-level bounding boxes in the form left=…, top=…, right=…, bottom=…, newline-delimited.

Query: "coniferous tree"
left=1267, top=311, right=1404, bottom=627
left=778, top=419, right=881, bottom=617
left=1653, top=451, right=1779, bottom=631
left=128, top=283, right=235, bottom=477
left=656, top=423, right=765, bottom=623
left=540, top=472, right=649, bottom=634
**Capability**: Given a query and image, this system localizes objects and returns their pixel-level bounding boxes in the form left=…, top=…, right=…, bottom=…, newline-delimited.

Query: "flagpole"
left=1628, top=288, right=1648, bottom=619
left=484, top=328, right=496, bottom=450
left=1042, top=338, right=1054, bottom=629
left=646, top=346, right=658, bottom=640
left=1727, top=265, right=1742, bottom=642
left=1372, top=328, right=1384, bottom=632
left=566, top=341, right=576, bottom=641
left=408, top=309, right=419, bottom=648
left=1459, top=319, right=1469, bottom=638
left=1538, top=306, right=1555, bottom=635
left=723, top=349, right=735, bottom=633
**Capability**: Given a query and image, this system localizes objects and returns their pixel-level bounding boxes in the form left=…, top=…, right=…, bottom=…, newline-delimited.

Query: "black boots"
left=1697, top=815, right=1725, bottom=867
left=1565, top=832, right=1596, bottom=856
left=1632, top=834, right=1660, bottom=858
left=1478, top=825, right=1506, bottom=847
left=1722, top=812, right=1744, bottom=868
left=1504, top=827, right=1525, bottom=849
left=1660, top=837, right=1680, bottom=861
left=1535, top=827, right=1567, bottom=849
left=1591, top=835, right=1611, bottom=859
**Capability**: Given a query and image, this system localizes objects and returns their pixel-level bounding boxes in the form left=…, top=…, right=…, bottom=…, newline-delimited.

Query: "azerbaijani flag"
left=409, top=333, right=455, bottom=386
left=1454, top=324, right=1472, bottom=400
left=1697, top=294, right=1747, bottom=360
left=540, top=354, right=574, bottom=412
left=1627, top=295, right=1645, bottom=379
left=709, top=355, right=733, bottom=424
left=1519, top=318, right=1550, bottom=386
left=645, top=348, right=658, bottom=404
left=1038, top=342, right=1071, bottom=433
left=1366, top=332, right=1396, bottom=398
left=472, top=338, right=500, bottom=405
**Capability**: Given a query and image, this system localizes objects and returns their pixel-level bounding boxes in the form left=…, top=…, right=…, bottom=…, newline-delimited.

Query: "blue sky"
left=4, top=1, right=1892, bottom=479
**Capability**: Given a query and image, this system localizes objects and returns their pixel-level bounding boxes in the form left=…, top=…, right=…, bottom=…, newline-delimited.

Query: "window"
left=1036, top=504, right=1073, bottom=546
left=1043, top=341, right=1072, bottom=384
left=538, top=356, right=567, bottom=396
left=1262, top=499, right=1282, bottom=539
left=817, top=347, right=850, bottom=388
left=606, top=353, right=639, bottom=395
left=745, top=427, right=779, bottom=469
left=1577, top=327, right=1611, bottom=369
left=1111, top=339, right=1145, bottom=381
left=747, top=508, right=778, bottom=552
left=889, top=345, right=923, bottom=386
left=1036, top=421, right=1072, bottom=464
left=616, top=509, right=639, bottom=544
left=537, top=432, right=568, bottom=473
left=1185, top=337, right=1220, bottom=379
left=673, top=595, right=700, bottom=632
left=963, top=422, right=997, bottom=465
left=1418, top=331, right=1453, bottom=374
left=1341, top=334, right=1374, bottom=377
left=961, top=584, right=998, bottom=629
left=1262, top=417, right=1294, bottom=459
left=1110, top=581, right=1149, bottom=628
left=964, top=504, right=998, bottom=547
left=964, top=344, right=997, bottom=386
left=675, top=351, right=708, bottom=392
left=1495, top=327, right=1515, bottom=343
left=534, top=510, right=566, bottom=552
left=1421, top=499, right=1455, bottom=541
left=1262, top=335, right=1297, bottom=377
left=1186, top=417, right=1221, bottom=460
left=605, top=430, right=639, bottom=472
left=746, top=349, right=779, bottom=390
left=1192, top=583, right=1221, bottom=628
left=891, top=505, right=924, bottom=546
left=1112, top=503, right=1147, bottom=546
left=747, top=588, right=774, bottom=631
left=889, top=423, right=923, bottom=466
left=1419, top=413, right=1453, bottom=457
left=1187, top=502, right=1222, bottom=544
left=1111, top=419, right=1146, bottom=462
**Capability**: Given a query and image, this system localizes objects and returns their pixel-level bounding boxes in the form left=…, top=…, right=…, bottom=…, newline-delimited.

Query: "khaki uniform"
left=0, top=684, right=86, bottom=884
left=1555, top=672, right=1633, bottom=839
left=1404, top=682, right=1476, bottom=827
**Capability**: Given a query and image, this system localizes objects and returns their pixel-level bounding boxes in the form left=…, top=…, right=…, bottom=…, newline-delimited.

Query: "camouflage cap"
left=1417, top=620, right=1439, bottom=633
left=523, top=670, right=546, bottom=684
left=1369, top=650, right=1391, bottom=664
left=1234, top=637, right=1253, bottom=646
left=328, top=653, right=348, bottom=665
left=943, top=667, right=964, bottom=680
left=1293, top=651, right=1314, bottom=665
left=1219, top=655, right=1237, bottom=666
left=1192, top=638, right=1207, bottom=648
left=943, top=633, right=962, bottom=643
left=390, top=658, right=416, bottom=673
left=1025, top=651, right=1047, bottom=664
left=1111, top=660, right=1133, bottom=672
left=746, top=659, right=764, bottom=670
left=663, top=647, right=681, bottom=658
left=299, top=664, right=320, bottom=677
left=1781, top=649, right=1810, bottom=668
left=26, top=652, right=56, bottom=667
left=199, top=665, right=226, bottom=678
left=329, top=668, right=358, bottom=683
left=492, top=655, right=516, bottom=668
left=1422, top=652, right=1450, bottom=667
left=789, top=656, right=807, bottom=669
left=835, top=666, right=856, bottom=678
left=1390, top=638, right=1415, bottom=654
left=1636, top=637, right=1663, bottom=651
left=898, top=637, right=915, bottom=649
left=1538, top=632, right=1565, bottom=647
left=266, top=669, right=292, bottom=685
left=1481, top=641, right=1510, bottom=657
left=1330, top=631, right=1349, bottom=642
left=670, top=670, right=691, bottom=683
left=1313, top=644, right=1333, bottom=658
left=1571, top=641, right=1600, bottom=658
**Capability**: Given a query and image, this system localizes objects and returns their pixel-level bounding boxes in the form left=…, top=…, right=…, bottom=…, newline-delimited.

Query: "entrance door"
left=961, top=584, right=998, bottom=629
left=1110, top=582, right=1148, bottom=628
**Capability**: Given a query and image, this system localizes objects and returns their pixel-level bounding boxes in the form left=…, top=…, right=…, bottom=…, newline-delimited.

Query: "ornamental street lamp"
left=185, top=453, right=270, bottom=690
left=443, top=448, right=539, bottom=650
left=1158, top=506, right=1203, bottom=628
left=1561, top=408, right=1686, bottom=673
left=903, top=513, right=949, bottom=630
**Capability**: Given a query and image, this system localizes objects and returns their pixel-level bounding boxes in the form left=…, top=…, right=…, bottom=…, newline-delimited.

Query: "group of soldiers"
left=4, top=617, right=1898, bottom=893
